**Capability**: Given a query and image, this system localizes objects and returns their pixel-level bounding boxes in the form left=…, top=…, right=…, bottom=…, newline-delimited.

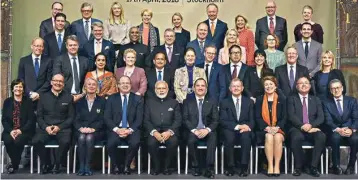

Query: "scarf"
left=261, top=92, right=284, bottom=134
left=138, top=23, right=158, bottom=52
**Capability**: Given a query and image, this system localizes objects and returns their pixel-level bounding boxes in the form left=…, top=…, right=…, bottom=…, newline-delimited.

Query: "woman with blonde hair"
left=235, top=14, right=255, bottom=66
left=138, top=9, right=160, bottom=52
left=172, top=12, right=190, bottom=49
left=218, top=29, right=247, bottom=65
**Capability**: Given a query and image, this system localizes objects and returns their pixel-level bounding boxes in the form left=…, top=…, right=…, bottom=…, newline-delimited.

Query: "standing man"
left=71, top=2, right=102, bottom=48
left=294, top=22, right=322, bottom=77
left=39, top=1, right=70, bottom=38
left=104, top=76, right=143, bottom=175
left=202, top=3, right=228, bottom=50
left=32, top=73, right=74, bottom=174
left=255, top=0, right=287, bottom=51
left=183, top=78, right=218, bottom=178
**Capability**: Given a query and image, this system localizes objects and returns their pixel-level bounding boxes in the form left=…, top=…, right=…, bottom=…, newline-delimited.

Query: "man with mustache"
left=144, top=81, right=182, bottom=175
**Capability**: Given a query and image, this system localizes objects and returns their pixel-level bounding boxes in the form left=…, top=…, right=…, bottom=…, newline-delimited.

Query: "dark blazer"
left=1, top=97, right=35, bottom=134
left=53, top=54, right=89, bottom=93
left=174, top=28, right=191, bottom=49
left=117, top=42, right=150, bottom=70
left=74, top=96, right=106, bottom=131
left=244, top=66, right=274, bottom=98
left=255, top=16, right=288, bottom=51
left=275, top=64, right=310, bottom=97
left=104, top=93, right=144, bottom=132
left=312, top=69, right=346, bottom=99
left=39, top=17, right=70, bottom=38
left=324, top=96, right=358, bottom=130
left=187, top=38, right=216, bottom=65
left=219, top=96, right=254, bottom=131
left=203, top=19, right=228, bottom=50
left=70, top=18, right=102, bottom=47
left=145, top=67, right=175, bottom=99
left=43, top=29, right=71, bottom=59
left=196, top=62, right=222, bottom=104
left=287, top=94, right=324, bottom=130
left=255, top=94, right=286, bottom=131
left=148, top=44, right=185, bottom=74
left=183, top=97, right=219, bottom=132
left=81, top=38, right=116, bottom=72
left=17, top=55, right=52, bottom=95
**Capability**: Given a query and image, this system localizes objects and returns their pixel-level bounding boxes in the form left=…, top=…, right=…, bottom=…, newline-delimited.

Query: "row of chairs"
left=1, top=141, right=357, bottom=175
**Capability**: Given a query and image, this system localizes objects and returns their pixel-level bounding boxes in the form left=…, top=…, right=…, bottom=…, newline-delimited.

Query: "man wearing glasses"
left=39, top=1, right=70, bottom=38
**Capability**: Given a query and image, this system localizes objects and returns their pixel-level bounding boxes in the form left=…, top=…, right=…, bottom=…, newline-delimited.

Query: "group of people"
left=2, top=0, right=358, bottom=179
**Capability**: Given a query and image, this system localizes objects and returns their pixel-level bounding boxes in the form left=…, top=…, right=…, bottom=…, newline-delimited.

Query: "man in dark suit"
left=287, top=76, right=326, bottom=177
left=202, top=3, right=228, bottom=50
left=148, top=28, right=185, bottom=74
left=255, top=1, right=287, bottom=51
left=220, top=78, right=254, bottom=177
left=219, top=45, right=251, bottom=102
left=39, top=2, right=70, bottom=38
left=183, top=78, right=218, bottom=178
left=324, top=79, right=358, bottom=175
left=43, top=13, right=71, bottom=60
left=70, top=2, right=102, bottom=48
left=81, top=22, right=116, bottom=72
left=53, top=35, right=89, bottom=102
left=275, top=46, right=310, bottom=97
left=104, top=75, right=143, bottom=175
left=18, top=37, right=52, bottom=103
left=187, top=22, right=216, bottom=65
left=145, top=52, right=175, bottom=99
left=196, top=45, right=222, bottom=104
left=144, top=81, right=182, bottom=175
left=117, top=26, right=150, bottom=70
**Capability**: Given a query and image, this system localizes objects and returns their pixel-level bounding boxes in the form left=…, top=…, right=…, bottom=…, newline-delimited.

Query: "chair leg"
left=255, top=147, right=258, bottom=174
left=37, top=155, right=40, bottom=174
left=355, top=159, right=357, bottom=174
left=320, top=154, right=323, bottom=174
left=30, top=146, right=34, bottom=174
left=1, top=143, right=4, bottom=173
left=137, top=147, right=141, bottom=175
left=67, top=150, right=70, bottom=174
left=284, top=147, right=287, bottom=174
left=177, top=146, right=180, bottom=174
left=326, top=148, right=329, bottom=174
left=250, top=147, right=253, bottom=174
left=73, top=145, right=77, bottom=174
left=108, top=156, right=111, bottom=174
left=185, top=146, right=188, bottom=175
left=291, top=153, right=294, bottom=174
left=148, top=153, right=150, bottom=174
left=215, top=147, right=218, bottom=175
left=221, top=145, right=224, bottom=174
left=102, top=147, right=105, bottom=175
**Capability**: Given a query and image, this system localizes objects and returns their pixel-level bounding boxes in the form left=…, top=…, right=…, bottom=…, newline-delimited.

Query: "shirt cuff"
left=206, top=127, right=211, bottom=133
left=113, top=127, right=119, bottom=132
left=168, top=129, right=174, bottom=135
left=234, top=125, right=240, bottom=131
left=150, top=129, right=157, bottom=136
left=191, top=129, right=197, bottom=133
left=128, top=128, right=134, bottom=134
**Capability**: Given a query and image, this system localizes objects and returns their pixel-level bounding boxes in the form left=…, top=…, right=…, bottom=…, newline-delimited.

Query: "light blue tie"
left=157, top=71, right=162, bottom=81
left=57, top=34, right=62, bottom=51
left=122, top=95, right=128, bottom=128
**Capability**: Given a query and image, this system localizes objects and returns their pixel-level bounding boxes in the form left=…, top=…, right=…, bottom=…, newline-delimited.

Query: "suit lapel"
left=263, top=17, right=270, bottom=33
left=26, top=57, right=37, bottom=78
left=126, top=93, right=133, bottom=116
left=229, top=99, right=238, bottom=121
left=238, top=64, right=247, bottom=79
left=342, top=97, right=348, bottom=119
left=209, top=64, right=215, bottom=82
left=38, top=57, right=47, bottom=76
left=192, top=99, right=199, bottom=124
left=298, top=41, right=306, bottom=61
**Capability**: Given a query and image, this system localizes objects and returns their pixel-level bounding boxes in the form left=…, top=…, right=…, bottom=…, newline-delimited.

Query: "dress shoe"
left=41, top=164, right=50, bottom=174
left=224, top=168, right=235, bottom=176
left=344, top=166, right=355, bottom=175
left=163, top=168, right=172, bottom=175
left=309, top=167, right=320, bottom=177
left=239, top=168, right=248, bottom=177
left=204, top=169, right=215, bottom=179
left=192, top=167, right=201, bottom=176
left=292, top=168, right=301, bottom=176
left=150, top=170, right=160, bottom=175
left=112, top=165, right=120, bottom=175
left=52, top=164, right=61, bottom=174
left=84, top=169, right=93, bottom=176
left=332, top=165, right=343, bottom=175
left=273, top=173, right=280, bottom=177
left=266, top=172, right=274, bottom=177
left=77, top=168, right=85, bottom=176
left=6, top=164, right=15, bottom=174
left=123, top=166, right=131, bottom=175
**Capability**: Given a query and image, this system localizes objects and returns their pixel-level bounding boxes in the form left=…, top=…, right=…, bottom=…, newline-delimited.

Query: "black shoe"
left=273, top=173, right=280, bottom=177
left=163, top=168, right=171, bottom=175
left=239, top=168, right=248, bottom=177
left=224, top=167, right=235, bottom=176
left=77, top=168, right=85, bottom=176
left=192, top=167, right=201, bottom=176
left=150, top=169, right=160, bottom=175
left=309, top=167, right=320, bottom=177
left=40, top=164, right=50, bottom=174
left=84, top=169, right=93, bottom=176
left=6, top=164, right=15, bottom=174
left=292, top=168, right=301, bottom=176
left=204, top=169, right=215, bottom=179
left=112, top=165, right=120, bottom=175
left=266, top=172, right=274, bottom=177
left=344, top=166, right=355, bottom=175
left=52, top=164, right=60, bottom=174
left=332, top=165, right=343, bottom=175
left=123, top=166, right=131, bottom=175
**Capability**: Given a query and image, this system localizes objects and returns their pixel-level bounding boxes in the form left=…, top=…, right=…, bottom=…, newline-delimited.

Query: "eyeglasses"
left=266, top=39, right=276, bottom=41
left=81, top=10, right=93, bottom=13
left=330, top=86, right=342, bottom=91
left=265, top=6, right=276, bottom=9
left=206, top=52, right=216, bottom=55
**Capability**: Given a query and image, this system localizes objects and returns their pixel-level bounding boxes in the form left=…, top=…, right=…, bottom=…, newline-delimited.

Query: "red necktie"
left=269, top=17, right=275, bottom=34
left=232, top=65, right=237, bottom=79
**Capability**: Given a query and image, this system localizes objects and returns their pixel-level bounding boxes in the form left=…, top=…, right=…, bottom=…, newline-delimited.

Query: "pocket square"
left=139, top=53, right=144, bottom=55
left=96, top=109, right=101, bottom=113
left=105, top=46, right=110, bottom=50
left=174, top=53, right=180, bottom=55
left=168, top=107, right=174, bottom=111
left=62, top=103, right=68, bottom=105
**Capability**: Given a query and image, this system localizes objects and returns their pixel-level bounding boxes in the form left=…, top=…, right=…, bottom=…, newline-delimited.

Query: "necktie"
left=205, top=64, right=210, bottom=80
left=232, top=65, right=238, bottom=79
left=235, top=98, right=241, bottom=121
left=85, top=20, right=89, bottom=39
left=57, top=34, right=62, bottom=51
left=199, top=41, right=204, bottom=54
left=336, top=99, right=343, bottom=116
left=269, top=17, right=275, bottom=34
left=304, top=42, right=309, bottom=59
left=210, top=22, right=215, bottom=36
left=289, top=65, right=294, bottom=89
left=157, top=71, right=162, bottom=81
left=34, top=58, right=40, bottom=77
left=167, top=46, right=172, bottom=63
left=197, top=99, right=205, bottom=129
left=96, top=41, right=101, bottom=55
left=122, top=95, right=128, bottom=128
left=72, top=57, right=80, bottom=93
left=302, top=97, right=309, bottom=124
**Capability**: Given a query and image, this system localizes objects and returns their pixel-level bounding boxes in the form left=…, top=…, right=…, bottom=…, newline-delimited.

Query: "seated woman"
left=218, top=29, right=247, bottom=65
left=74, top=77, right=105, bottom=176
left=255, top=76, right=286, bottom=177
left=312, top=50, right=346, bottom=100
left=174, top=47, right=206, bottom=103
left=264, top=34, right=286, bottom=71
left=85, top=52, right=118, bottom=98
left=116, top=48, right=147, bottom=96
left=1, top=79, right=35, bottom=174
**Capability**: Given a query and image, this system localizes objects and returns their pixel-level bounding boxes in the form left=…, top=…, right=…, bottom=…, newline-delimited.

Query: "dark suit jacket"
left=255, top=16, right=288, bottom=51
left=53, top=54, right=89, bottom=93
left=219, top=96, right=254, bottom=131
left=39, top=17, right=70, bottom=38
left=1, top=97, right=35, bottom=134
left=197, top=62, right=222, bottom=104
left=70, top=18, right=102, bottom=47
left=203, top=19, right=228, bottom=50
left=17, top=54, right=52, bottom=95
left=148, top=44, right=185, bottom=74
left=74, top=96, right=106, bottom=131
left=174, top=28, right=191, bottom=49
left=287, top=94, right=324, bottom=130
left=187, top=38, right=216, bottom=65
left=104, top=93, right=144, bottom=132
left=324, top=96, right=358, bottom=130
left=255, top=94, right=286, bottom=131
left=244, top=66, right=274, bottom=98
left=312, top=69, right=346, bottom=99
left=81, top=38, right=116, bottom=72
left=43, top=29, right=71, bottom=60
left=145, top=67, right=175, bottom=99
left=183, top=97, right=219, bottom=132
left=117, top=42, right=150, bottom=70
left=275, top=64, right=310, bottom=97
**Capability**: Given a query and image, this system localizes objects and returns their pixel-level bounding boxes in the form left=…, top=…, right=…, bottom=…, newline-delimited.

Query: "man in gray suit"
left=294, top=22, right=322, bottom=77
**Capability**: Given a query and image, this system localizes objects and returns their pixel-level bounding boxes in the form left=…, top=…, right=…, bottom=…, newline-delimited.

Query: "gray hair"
left=329, top=79, right=343, bottom=87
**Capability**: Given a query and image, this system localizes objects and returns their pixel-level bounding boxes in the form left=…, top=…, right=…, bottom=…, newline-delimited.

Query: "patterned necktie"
left=122, top=95, right=128, bottom=128
left=205, top=64, right=210, bottom=80
left=304, top=42, right=309, bottom=59
left=235, top=98, right=241, bottom=121
left=157, top=71, right=162, bottom=81
left=232, top=65, right=238, bottom=79
left=57, top=33, right=62, bottom=51
left=197, top=99, right=205, bottom=129
left=289, top=65, right=294, bottom=88
left=167, top=46, right=172, bottom=63
left=336, top=99, right=343, bottom=116
left=302, top=97, right=309, bottom=124
left=211, top=21, right=215, bottom=36
left=72, top=57, right=80, bottom=94
left=199, top=41, right=204, bottom=54
left=269, top=17, right=275, bottom=34
left=34, top=58, right=40, bottom=77
left=85, top=20, right=89, bottom=39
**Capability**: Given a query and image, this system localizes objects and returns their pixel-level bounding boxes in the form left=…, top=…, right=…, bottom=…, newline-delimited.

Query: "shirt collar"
left=287, top=63, right=297, bottom=68
left=86, top=94, right=96, bottom=100
left=156, top=68, right=164, bottom=72
left=95, top=39, right=103, bottom=44
left=83, top=18, right=91, bottom=24
left=165, top=44, right=173, bottom=49
left=120, top=93, right=130, bottom=98
left=231, top=61, right=242, bottom=67
left=195, top=95, right=205, bottom=103
left=334, top=95, right=343, bottom=101
left=32, top=54, right=42, bottom=60
left=205, top=61, right=213, bottom=67
left=55, top=30, right=64, bottom=36
left=232, top=95, right=242, bottom=102
left=303, top=38, right=312, bottom=43
left=298, top=93, right=308, bottom=99
left=68, top=53, right=78, bottom=60
left=51, top=89, right=62, bottom=96
left=209, top=18, right=218, bottom=25
left=267, top=15, right=276, bottom=20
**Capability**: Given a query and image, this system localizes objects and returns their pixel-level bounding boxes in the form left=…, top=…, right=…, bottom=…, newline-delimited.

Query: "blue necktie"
left=157, top=71, right=162, bottom=81
left=122, top=95, right=128, bottom=128
left=34, top=58, right=40, bottom=77
left=197, top=99, right=204, bottom=129
left=289, top=65, right=294, bottom=89
left=57, top=34, right=62, bottom=51
left=336, top=99, right=343, bottom=116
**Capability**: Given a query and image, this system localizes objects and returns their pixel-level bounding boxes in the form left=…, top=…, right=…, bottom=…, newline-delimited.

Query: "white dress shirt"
left=68, top=54, right=80, bottom=94
left=32, top=54, right=42, bottom=68
left=302, top=38, right=311, bottom=52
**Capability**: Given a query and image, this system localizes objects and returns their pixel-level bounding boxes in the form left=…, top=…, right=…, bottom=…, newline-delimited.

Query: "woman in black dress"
left=172, top=12, right=191, bottom=49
